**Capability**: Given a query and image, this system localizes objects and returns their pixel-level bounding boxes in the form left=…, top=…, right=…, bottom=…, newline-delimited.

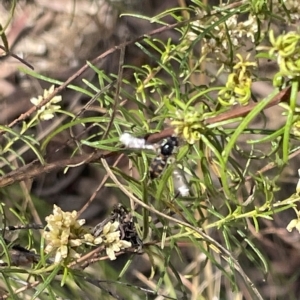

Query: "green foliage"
left=1, top=0, right=300, bottom=299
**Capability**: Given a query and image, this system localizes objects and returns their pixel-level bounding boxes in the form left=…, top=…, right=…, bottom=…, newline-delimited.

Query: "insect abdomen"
left=149, top=156, right=167, bottom=179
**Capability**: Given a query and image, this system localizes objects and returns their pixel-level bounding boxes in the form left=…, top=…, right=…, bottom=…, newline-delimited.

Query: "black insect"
left=149, top=136, right=178, bottom=179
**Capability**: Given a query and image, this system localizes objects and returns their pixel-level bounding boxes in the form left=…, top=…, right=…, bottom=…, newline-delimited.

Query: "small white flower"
left=69, top=239, right=83, bottom=247
left=54, top=249, right=63, bottom=263
left=94, top=236, right=103, bottom=244
left=287, top=219, right=299, bottom=232
left=119, top=240, right=132, bottom=249
left=105, top=240, right=132, bottom=260
left=106, top=245, right=117, bottom=260
left=77, top=219, right=86, bottom=227
left=30, top=85, right=62, bottom=120
left=225, top=15, right=237, bottom=28
left=84, top=234, right=95, bottom=243
left=106, top=231, right=121, bottom=244
left=103, top=221, right=119, bottom=235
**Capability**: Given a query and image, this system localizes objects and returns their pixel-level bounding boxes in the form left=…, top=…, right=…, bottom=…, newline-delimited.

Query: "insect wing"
left=172, top=167, right=190, bottom=197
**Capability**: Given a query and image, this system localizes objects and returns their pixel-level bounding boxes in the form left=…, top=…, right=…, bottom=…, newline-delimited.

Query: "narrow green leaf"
left=32, top=264, right=61, bottom=299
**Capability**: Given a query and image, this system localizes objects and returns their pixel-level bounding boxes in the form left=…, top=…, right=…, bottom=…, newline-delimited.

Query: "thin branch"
left=146, top=86, right=291, bottom=143
left=1, top=15, right=200, bottom=134
left=0, top=45, right=34, bottom=70
left=1, top=0, right=247, bottom=135
left=0, top=86, right=292, bottom=188
left=77, top=154, right=124, bottom=217
left=101, top=158, right=263, bottom=300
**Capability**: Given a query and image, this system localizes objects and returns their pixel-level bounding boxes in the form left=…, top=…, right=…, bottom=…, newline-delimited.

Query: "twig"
left=1, top=15, right=201, bottom=134
left=0, top=0, right=247, bottom=135
left=100, top=158, right=263, bottom=300
left=146, top=86, right=291, bottom=143
left=0, top=86, right=292, bottom=188
left=0, top=45, right=33, bottom=70
left=77, top=154, right=124, bottom=217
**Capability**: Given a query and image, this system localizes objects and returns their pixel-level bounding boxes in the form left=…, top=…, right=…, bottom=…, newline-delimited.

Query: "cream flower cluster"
left=95, top=221, right=132, bottom=260
left=30, top=85, right=62, bottom=120
left=44, top=205, right=90, bottom=263
left=188, top=13, right=258, bottom=59
left=273, top=0, right=300, bottom=21
left=44, top=205, right=131, bottom=263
